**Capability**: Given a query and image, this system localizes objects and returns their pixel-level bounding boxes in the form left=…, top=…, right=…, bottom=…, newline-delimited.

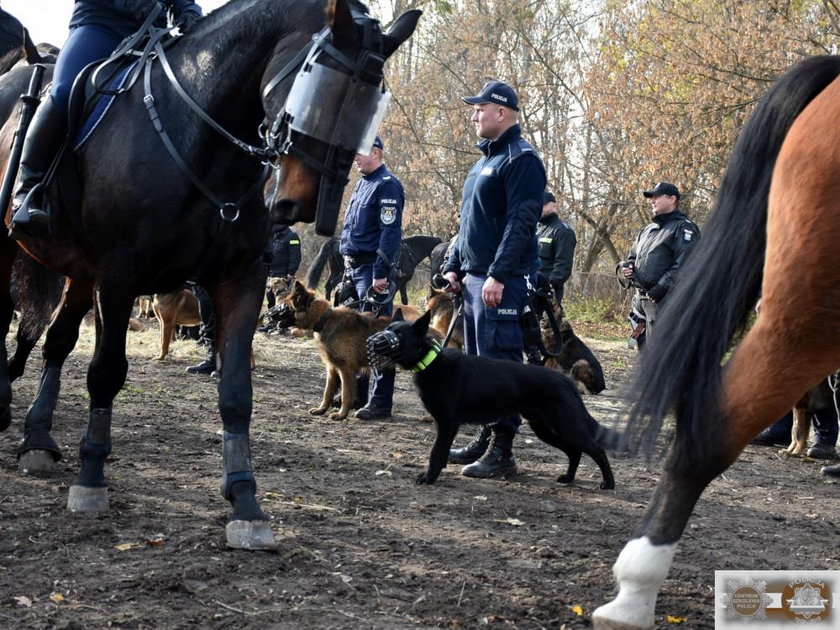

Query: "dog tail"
left=593, top=422, right=622, bottom=451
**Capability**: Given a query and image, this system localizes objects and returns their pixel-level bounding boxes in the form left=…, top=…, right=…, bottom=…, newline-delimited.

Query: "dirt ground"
left=0, top=318, right=838, bottom=630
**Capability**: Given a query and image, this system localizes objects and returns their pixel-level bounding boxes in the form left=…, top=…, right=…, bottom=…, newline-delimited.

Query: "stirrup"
left=8, top=183, right=49, bottom=239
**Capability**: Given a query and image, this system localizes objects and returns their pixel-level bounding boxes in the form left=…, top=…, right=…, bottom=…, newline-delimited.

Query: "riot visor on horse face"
left=264, top=17, right=390, bottom=236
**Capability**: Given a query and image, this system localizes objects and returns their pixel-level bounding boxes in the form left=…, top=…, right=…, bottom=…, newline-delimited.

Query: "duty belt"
left=345, top=252, right=377, bottom=268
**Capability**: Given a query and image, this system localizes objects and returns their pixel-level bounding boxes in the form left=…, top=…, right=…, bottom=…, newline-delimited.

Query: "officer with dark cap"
left=339, top=134, right=404, bottom=420
left=8, top=0, right=203, bottom=238
left=442, top=79, right=546, bottom=479
left=537, top=189, right=576, bottom=310
left=620, top=181, right=700, bottom=341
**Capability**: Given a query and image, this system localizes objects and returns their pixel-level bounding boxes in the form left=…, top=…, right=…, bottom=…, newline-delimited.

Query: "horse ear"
left=326, top=0, right=355, bottom=50
left=392, top=308, right=404, bottom=322
left=414, top=309, right=431, bottom=335
left=382, top=10, right=421, bottom=59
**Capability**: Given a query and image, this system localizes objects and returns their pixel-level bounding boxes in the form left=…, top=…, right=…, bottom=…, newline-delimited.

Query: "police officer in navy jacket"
left=9, top=0, right=203, bottom=237
left=443, top=80, right=546, bottom=479
left=339, top=135, right=404, bottom=420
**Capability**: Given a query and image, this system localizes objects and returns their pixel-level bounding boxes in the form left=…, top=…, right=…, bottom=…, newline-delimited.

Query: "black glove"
left=647, top=285, right=667, bottom=303
left=177, top=11, right=201, bottom=34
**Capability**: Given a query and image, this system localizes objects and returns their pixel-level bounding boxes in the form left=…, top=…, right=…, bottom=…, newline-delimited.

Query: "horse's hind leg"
left=212, top=273, right=276, bottom=549
left=593, top=323, right=838, bottom=629
left=66, top=284, right=134, bottom=512
left=18, top=278, right=92, bottom=474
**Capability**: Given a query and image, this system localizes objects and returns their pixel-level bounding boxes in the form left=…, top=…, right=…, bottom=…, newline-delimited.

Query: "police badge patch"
left=380, top=206, right=397, bottom=225
left=683, top=228, right=694, bottom=241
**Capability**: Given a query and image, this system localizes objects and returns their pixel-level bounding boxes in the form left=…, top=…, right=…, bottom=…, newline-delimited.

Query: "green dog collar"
left=411, top=343, right=441, bottom=373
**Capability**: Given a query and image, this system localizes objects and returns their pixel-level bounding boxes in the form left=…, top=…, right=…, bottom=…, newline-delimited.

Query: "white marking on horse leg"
left=592, top=536, right=678, bottom=630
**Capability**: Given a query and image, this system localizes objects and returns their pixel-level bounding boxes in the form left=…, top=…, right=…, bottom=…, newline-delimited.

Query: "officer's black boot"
left=461, top=427, right=517, bottom=478
left=186, top=343, right=216, bottom=375
left=448, top=425, right=491, bottom=465
left=8, top=98, right=67, bottom=239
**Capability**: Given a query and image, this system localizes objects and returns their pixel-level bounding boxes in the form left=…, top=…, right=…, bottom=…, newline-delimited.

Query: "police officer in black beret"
left=339, top=135, right=404, bottom=420
left=442, top=79, right=546, bottom=479
left=620, top=181, right=700, bottom=342
left=9, top=0, right=203, bottom=238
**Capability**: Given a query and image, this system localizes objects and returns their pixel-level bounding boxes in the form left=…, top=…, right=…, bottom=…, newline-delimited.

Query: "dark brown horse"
left=0, top=0, right=419, bottom=550
left=593, top=55, right=840, bottom=629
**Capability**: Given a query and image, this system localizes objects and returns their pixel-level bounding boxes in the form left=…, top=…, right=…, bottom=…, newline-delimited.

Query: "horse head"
left=262, top=0, right=420, bottom=236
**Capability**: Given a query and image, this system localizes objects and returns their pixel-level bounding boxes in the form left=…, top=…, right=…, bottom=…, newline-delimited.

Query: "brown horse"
left=593, top=55, right=840, bottom=629
left=0, top=0, right=419, bottom=550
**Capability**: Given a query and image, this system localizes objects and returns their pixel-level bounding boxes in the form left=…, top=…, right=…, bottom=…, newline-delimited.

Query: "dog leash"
left=441, top=293, right=463, bottom=348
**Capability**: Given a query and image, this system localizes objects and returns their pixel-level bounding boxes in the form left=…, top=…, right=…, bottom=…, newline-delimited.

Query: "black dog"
left=367, top=310, right=618, bottom=488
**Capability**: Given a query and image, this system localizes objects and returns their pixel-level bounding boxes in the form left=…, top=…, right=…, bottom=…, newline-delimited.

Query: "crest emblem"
left=380, top=206, right=397, bottom=225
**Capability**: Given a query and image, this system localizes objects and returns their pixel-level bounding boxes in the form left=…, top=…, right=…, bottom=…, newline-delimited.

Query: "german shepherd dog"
left=424, top=291, right=463, bottom=349
left=542, top=316, right=606, bottom=394
left=152, top=289, right=202, bottom=360
left=279, top=280, right=422, bottom=420
left=783, top=377, right=835, bottom=456
left=367, top=310, right=618, bottom=488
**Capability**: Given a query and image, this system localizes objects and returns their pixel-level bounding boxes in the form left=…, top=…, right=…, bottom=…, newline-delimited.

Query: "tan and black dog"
left=152, top=290, right=202, bottom=360
left=424, top=291, right=464, bottom=350
left=280, top=280, right=422, bottom=420
left=541, top=316, right=606, bottom=395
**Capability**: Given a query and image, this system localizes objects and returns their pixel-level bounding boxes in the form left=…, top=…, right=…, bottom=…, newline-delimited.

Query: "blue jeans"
left=350, top=263, right=394, bottom=410
left=462, top=273, right=530, bottom=432
left=51, top=25, right=125, bottom=113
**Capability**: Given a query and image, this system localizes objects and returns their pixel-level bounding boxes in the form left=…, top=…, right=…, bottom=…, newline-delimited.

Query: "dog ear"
left=392, top=308, right=405, bottom=322
left=414, top=309, right=431, bottom=335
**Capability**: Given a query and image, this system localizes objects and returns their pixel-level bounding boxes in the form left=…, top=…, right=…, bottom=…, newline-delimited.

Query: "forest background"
left=299, top=0, right=839, bottom=321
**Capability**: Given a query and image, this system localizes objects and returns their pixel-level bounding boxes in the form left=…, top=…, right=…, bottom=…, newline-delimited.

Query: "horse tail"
left=305, top=238, right=335, bottom=290
left=9, top=254, right=63, bottom=380
left=626, top=55, right=840, bottom=458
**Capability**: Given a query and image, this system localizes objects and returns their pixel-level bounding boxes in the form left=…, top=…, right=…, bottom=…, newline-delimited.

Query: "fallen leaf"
left=115, top=542, right=142, bottom=551
left=374, top=469, right=392, bottom=477
left=14, top=596, right=32, bottom=607
left=473, top=495, right=488, bottom=501
left=49, top=593, right=65, bottom=603
left=570, top=604, right=584, bottom=616
left=494, top=518, right=525, bottom=526
left=666, top=615, right=688, bottom=624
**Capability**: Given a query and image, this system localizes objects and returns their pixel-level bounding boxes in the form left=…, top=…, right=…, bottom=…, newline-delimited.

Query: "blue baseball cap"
left=372, top=135, right=384, bottom=150
left=462, top=80, right=519, bottom=111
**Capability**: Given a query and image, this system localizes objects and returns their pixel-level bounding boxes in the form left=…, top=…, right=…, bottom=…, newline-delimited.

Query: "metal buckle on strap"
left=220, top=203, right=240, bottom=223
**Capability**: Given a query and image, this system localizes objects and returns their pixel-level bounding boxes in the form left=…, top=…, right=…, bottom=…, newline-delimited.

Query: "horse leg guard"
left=221, top=432, right=275, bottom=550
left=592, top=537, right=677, bottom=630
left=18, top=363, right=64, bottom=473
left=67, top=407, right=112, bottom=513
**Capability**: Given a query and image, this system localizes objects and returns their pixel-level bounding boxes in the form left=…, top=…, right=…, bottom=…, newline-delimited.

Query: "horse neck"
left=164, top=0, right=322, bottom=138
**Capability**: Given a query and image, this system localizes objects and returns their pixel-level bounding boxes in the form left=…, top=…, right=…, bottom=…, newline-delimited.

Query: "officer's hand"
left=647, top=285, right=667, bottom=303
left=443, top=271, right=460, bottom=294
left=622, top=263, right=634, bottom=279
left=177, top=11, right=201, bottom=34
left=372, top=277, right=389, bottom=293
left=482, top=277, right=504, bottom=308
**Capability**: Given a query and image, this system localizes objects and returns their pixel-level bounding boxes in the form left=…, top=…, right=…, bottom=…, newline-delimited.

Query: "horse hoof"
left=67, top=485, right=109, bottom=512
left=226, top=520, right=277, bottom=550
left=18, top=450, right=58, bottom=475
left=592, top=614, right=650, bottom=630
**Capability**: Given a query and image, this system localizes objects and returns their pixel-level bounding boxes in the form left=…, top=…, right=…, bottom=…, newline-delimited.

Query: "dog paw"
left=599, top=481, right=615, bottom=490
left=415, top=472, right=435, bottom=485
left=308, top=407, right=327, bottom=416
left=329, top=411, right=348, bottom=421
left=556, top=474, right=573, bottom=484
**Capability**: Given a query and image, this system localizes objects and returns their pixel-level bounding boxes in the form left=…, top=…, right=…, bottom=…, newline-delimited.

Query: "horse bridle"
left=261, top=13, right=389, bottom=235
left=141, top=11, right=389, bottom=232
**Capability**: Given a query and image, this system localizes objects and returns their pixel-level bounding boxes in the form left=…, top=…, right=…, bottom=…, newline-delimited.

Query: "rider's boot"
left=9, top=98, right=67, bottom=239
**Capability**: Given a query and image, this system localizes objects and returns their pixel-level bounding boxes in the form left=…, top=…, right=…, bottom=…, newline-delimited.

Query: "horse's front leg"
left=66, top=285, right=133, bottom=513
left=212, top=274, right=276, bottom=550
left=19, top=278, right=93, bottom=474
